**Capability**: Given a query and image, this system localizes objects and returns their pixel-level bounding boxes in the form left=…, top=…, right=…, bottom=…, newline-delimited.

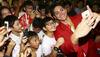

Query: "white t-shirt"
left=41, top=35, right=56, bottom=56
left=36, top=30, right=45, bottom=57
left=37, top=30, right=45, bottom=40
left=9, top=33, right=21, bottom=57
left=36, top=45, right=43, bottom=57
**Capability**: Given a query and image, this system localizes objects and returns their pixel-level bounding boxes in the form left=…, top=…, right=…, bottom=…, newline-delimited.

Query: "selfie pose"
left=53, top=4, right=100, bottom=57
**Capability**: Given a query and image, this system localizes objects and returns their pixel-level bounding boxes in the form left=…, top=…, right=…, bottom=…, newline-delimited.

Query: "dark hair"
left=27, top=31, right=38, bottom=42
left=19, top=1, right=34, bottom=12
left=32, top=17, right=43, bottom=29
left=42, top=17, right=54, bottom=27
left=23, top=1, right=33, bottom=10
left=51, top=3, right=65, bottom=16
left=3, top=15, right=18, bottom=28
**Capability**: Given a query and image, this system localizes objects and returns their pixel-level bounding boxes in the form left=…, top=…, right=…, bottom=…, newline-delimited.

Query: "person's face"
left=44, top=20, right=56, bottom=32
left=2, top=1, right=9, bottom=7
left=54, top=6, right=67, bottom=21
left=29, top=36, right=40, bottom=49
left=25, top=5, right=33, bottom=14
left=13, top=20, right=22, bottom=33
left=1, top=8, right=11, bottom=18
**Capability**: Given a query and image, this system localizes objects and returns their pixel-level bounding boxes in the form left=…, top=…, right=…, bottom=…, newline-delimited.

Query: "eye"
left=60, top=8, right=64, bottom=11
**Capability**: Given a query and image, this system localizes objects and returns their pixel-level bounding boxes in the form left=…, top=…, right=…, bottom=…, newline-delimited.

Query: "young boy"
left=20, top=31, right=40, bottom=57
left=41, top=17, right=64, bottom=57
left=3, top=15, right=22, bottom=57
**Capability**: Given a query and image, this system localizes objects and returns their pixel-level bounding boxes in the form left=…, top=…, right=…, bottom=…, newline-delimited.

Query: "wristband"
left=54, top=47, right=59, bottom=51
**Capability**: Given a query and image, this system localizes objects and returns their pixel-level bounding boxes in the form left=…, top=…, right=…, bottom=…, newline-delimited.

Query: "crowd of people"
left=0, top=0, right=100, bottom=57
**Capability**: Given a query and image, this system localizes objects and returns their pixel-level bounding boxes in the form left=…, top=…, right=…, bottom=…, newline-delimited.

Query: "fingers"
left=0, top=28, right=7, bottom=36
left=87, top=5, right=92, bottom=16
left=92, top=15, right=100, bottom=29
left=0, top=26, right=5, bottom=30
left=86, top=13, right=99, bottom=29
left=25, top=48, right=31, bottom=56
left=87, top=15, right=96, bottom=26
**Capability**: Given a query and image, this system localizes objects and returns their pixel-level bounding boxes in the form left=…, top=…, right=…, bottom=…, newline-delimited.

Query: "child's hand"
left=24, top=47, right=31, bottom=57
left=0, top=26, right=7, bottom=36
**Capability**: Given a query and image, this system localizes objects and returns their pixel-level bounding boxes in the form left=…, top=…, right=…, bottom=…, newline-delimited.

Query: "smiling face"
left=44, top=20, right=56, bottom=32
left=54, top=6, right=67, bottom=21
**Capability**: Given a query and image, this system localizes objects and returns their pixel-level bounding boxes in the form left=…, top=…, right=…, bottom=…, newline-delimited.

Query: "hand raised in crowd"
left=30, top=10, right=36, bottom=19
left=72, top=5, right=100, bottom=44
left=0, top=26, right=8, bottom=47
left=0, top=26, right=7, bottom=36
left=5, top=39, right=16, bottom=56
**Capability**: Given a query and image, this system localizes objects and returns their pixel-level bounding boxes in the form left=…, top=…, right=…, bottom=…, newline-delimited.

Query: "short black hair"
left=3, top=15, right=18, bottom=28
left=27, top=31, right=39, bottom=42
left=23, top=1, right=33, bottom=8
left=27, top=31, right=38, bottom=38
left=32, top=17, right=43, bottom=29
left=42, top=17, right=53, bottom=27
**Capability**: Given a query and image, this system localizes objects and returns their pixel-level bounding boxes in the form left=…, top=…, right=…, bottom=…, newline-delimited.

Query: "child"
left=3, top=15, right=22, bottom=57
left=41, top=17, right=64, bottom=57
left=20, top=31, right=40, bottom=57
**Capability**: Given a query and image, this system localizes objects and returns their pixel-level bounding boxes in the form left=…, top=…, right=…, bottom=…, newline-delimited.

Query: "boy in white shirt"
left=42, top=17, right=64, bottom=57
left=3, top=15, right=22, bottom=57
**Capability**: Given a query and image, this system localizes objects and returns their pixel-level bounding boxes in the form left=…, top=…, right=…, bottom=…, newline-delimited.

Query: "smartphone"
left=82, top=10, right=90, bottom=19
left=4, top=21, right=9, bottom=31
left=4, top=21, right=9, bottom=38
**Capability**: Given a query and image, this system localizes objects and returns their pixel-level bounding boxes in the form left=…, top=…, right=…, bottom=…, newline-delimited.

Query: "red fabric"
left=54, top=14, right=98, bottom=57
left=96, top=42, right=100, bottom=57
left=19, top=13, right=32, bottom=29
left=96, top=42, right=100, bottom=48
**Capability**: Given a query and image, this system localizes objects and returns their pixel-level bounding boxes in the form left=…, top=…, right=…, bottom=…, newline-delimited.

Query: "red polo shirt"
left=54, top=14, right=98, bottom=57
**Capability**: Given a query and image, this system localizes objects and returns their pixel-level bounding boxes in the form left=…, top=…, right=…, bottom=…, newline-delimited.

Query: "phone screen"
left=82, top=10, right=90, bottom=19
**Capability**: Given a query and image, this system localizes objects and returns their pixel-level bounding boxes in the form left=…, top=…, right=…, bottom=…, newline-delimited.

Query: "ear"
left=43, top=27, right=47, bottom=31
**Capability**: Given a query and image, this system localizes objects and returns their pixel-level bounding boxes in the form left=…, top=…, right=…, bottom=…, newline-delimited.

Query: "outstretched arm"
left=71, top=6, right=100, bottom=45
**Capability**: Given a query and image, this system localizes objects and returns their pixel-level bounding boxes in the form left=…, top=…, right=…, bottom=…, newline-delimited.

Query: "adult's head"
left=22, top=1, right=33, bottom=14
left=0, top=6, right=12, bottom=19
left=52, top=4, right=68, bottom=21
